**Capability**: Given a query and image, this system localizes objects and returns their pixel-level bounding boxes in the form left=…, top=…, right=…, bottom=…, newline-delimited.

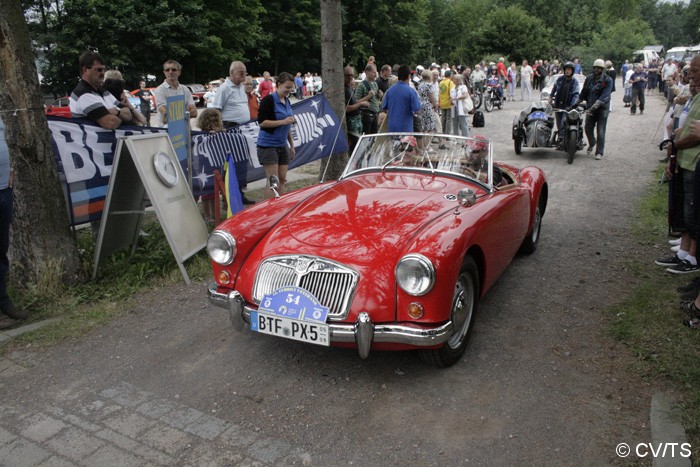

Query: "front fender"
left=210, top=183, right=332, bottom=287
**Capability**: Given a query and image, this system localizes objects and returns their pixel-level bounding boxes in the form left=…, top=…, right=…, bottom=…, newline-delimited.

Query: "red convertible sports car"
left=207, top=134, right=548, bottom=367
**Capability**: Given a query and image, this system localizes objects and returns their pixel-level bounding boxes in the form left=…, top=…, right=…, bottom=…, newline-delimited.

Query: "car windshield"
left=342, top=133, right=494, bottom=188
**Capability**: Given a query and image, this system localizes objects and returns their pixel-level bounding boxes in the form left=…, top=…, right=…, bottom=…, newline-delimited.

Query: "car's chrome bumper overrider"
left=207, top=284, right=453, bottom=359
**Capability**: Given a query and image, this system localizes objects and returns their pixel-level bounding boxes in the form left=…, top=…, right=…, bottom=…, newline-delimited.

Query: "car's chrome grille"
left=253, top=255, right=358, bottom=320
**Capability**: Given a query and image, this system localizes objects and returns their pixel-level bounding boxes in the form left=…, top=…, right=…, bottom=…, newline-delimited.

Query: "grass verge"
left=608, top=170, right=700, bottom=454
left=4, top=218, right=211, bottom=349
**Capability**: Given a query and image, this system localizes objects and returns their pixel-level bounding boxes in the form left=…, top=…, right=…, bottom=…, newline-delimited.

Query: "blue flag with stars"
left=190, top=95, right=348, bottom=199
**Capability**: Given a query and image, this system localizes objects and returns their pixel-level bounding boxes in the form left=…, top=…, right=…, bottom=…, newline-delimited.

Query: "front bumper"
left=207, top=283, right=453, bottom=359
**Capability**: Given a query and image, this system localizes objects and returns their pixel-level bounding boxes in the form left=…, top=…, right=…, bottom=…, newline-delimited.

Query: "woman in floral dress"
left=417, top=69, right=438, bottom=133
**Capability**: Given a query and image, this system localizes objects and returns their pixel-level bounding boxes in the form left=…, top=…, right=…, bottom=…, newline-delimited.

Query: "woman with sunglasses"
left=257, top=72, right=297, bottom=198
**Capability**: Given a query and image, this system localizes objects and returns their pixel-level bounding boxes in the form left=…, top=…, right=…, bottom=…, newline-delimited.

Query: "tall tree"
left=318, top=0, right=346, bottom=180
left=0, top=0, right=79, bottom=288
left=342, top=0, right=431, bottom=70
left=194, top=0, right=266, bottom=81
left=254, top=0, right=321, bottom=75
left=30, top=0, right=212, bottom=95
left=477, top=6, right=551, bottom=64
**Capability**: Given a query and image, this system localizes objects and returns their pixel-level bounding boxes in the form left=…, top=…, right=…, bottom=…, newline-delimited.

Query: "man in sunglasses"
left=69, top=51, right=132, bottom=129
left=153, top=60, right=198, bottom=126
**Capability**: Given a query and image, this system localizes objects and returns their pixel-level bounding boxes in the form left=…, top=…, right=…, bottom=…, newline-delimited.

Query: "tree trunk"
left=319, top=0, right=347, bottom=181
left=0, top=0, right=79, bottom=288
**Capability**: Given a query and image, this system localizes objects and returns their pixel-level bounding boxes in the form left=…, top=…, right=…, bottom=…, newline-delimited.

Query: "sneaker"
left=671, top=245, right=680, bottom=252
left=1, top=302, right=29, bottom=320
left=667, top=260, right=700, bottom=274
left=587, top=146, right=594, bottom=155
left=595, top=154, right=602, bottom=160
left=241, top=196, right=256, bottom=205
left=669, top=238, right=682, bottom=246
left=680, top=300, right=700, bottom=317
left=683, top=317, right=700, bottom=329
left=655, top=254, right=682, bottom=266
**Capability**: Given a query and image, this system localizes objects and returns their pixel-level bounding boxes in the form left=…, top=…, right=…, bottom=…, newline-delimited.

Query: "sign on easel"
left=93, top=133, right=208, bottom=284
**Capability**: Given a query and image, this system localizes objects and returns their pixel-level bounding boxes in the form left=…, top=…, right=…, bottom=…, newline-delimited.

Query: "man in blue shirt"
left=629, top=63, right=648, bottom=115
left=0, top=117, right=29, bottom=328
left=381, top=65, right=421, bottom=132
left=294, top=72, right=304, bottom=100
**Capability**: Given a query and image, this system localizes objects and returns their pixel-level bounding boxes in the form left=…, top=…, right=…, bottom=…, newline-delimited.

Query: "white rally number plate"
left=250, top=311, right=330, bottom=346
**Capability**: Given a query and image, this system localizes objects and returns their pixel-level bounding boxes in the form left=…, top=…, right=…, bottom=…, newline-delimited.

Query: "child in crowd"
left=197, top=108, right=225, bottom=223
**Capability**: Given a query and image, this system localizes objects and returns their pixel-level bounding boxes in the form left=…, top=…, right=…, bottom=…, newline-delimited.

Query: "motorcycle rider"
left=548, top=61, right=580, bottom=148
left=486, top=68, right=504, bottom=101
left=577, top=59, right=613, bottom=160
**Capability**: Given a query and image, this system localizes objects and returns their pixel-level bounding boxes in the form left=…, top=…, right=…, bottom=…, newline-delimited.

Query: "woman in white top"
left=450, top=74, right=471, bottom=137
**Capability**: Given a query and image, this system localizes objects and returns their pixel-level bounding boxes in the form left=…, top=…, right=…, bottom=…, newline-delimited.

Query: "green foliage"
left=254, top=0, right=321, bottom=75
left=476, top=6, right=552, bottom=64
left=589, top=18, right=657, bottom=70
left=21, top=0, right=699, bottom=95
left=342, top=0, right=431, bottom=70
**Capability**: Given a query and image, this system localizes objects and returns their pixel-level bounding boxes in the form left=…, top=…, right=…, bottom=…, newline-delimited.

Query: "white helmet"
left=593, top=59, right=605, bottom=68
left=416, top=65, right=424, bottom=72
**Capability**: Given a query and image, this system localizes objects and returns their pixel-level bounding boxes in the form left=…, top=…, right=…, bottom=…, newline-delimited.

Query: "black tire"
left=514, top=135, right=522, bottom=155
left=474, top=92, right=482, bottom=109
left=567, top=129, right=577, bottom=164
left=518, top=200, right=543, bottom=254
left=484, top=95, right=493, bottom=112
left=420, top=257, right=479, bottom=368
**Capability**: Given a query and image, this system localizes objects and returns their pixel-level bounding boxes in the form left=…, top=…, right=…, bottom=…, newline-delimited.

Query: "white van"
left=632, top=49, right=660, bottom=67
left=686, top=44, right=700, bottom=60
left=666, top=46, right=689, bottom=62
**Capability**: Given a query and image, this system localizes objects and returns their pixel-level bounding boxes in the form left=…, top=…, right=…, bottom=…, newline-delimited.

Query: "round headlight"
left=207, top=230, right=236, bottom=265
left=396, top=254, right=435, bottom=296
left=568, top=109, right=580, bottom=121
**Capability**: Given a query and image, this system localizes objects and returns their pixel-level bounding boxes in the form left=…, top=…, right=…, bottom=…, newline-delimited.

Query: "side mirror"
left=457, top=188, right=476, bottom=207
left=269, top=175, right=280, bottom=198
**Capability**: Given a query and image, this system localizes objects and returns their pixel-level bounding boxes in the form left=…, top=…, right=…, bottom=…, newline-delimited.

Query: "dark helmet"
left=562, top=61, right=575, bottom=72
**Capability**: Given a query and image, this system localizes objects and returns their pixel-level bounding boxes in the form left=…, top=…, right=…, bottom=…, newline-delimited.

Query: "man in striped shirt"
left=69, top=51, right=132, bottom=129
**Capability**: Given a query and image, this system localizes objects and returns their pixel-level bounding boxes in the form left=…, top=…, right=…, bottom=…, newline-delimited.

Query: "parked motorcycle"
left=512, top=100, right=586, bottom=164
left=472, top=87, right=483, bottom=110
left=483, top=85, right=504, bottom=112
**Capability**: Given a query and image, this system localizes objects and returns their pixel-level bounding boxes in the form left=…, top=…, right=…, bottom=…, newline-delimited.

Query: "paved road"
left=0, top=86, right=671, bottom=465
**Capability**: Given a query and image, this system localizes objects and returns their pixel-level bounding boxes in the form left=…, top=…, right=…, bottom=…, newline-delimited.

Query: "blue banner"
left=49, top=95, right=348, bottom=226
left=166, top=94, right=188, bottom=162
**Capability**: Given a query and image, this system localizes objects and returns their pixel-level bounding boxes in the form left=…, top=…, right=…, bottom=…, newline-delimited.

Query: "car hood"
left=278, top=173, right=455, bottom=248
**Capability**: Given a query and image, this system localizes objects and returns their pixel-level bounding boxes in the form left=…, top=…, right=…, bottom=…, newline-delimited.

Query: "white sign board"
left=93, top=134, right=207, bottom=284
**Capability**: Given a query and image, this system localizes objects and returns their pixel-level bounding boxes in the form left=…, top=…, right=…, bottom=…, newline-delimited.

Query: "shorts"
left=257, top=146, right=290, bottom=165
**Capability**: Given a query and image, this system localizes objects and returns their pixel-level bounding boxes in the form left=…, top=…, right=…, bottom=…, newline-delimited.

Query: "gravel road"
left=0, top=85, right=670, bottom=465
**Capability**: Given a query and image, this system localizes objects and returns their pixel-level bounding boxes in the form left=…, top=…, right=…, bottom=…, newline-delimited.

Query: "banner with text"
left=49, top=94, right=348, bottom=226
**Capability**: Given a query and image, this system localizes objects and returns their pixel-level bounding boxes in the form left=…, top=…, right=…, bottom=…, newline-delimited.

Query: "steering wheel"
left=461, top=166, right=479, bottom=178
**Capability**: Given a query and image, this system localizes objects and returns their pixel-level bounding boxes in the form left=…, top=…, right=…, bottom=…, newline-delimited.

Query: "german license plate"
left=250, top=286, right=331, bottom=347
left=250, top=311, right=329, bottom=346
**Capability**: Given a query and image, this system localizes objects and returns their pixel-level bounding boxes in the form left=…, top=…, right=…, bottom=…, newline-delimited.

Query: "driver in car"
left=548, top=61, right=581, bottom=148
left=392, top=135, right=423, bottom=167
left=463, top=136, right=505, bottom=186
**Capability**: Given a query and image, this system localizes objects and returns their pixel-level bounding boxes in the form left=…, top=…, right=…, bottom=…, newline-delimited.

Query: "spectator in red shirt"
left=258, top=71, right=274, bottom=99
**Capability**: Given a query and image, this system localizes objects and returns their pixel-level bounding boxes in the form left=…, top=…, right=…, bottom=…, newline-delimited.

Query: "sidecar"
left=512, top=101, right=555, bottom=155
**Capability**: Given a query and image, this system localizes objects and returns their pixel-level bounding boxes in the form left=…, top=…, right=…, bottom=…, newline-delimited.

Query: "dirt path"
left=0, top=86, right=668, bottom=465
